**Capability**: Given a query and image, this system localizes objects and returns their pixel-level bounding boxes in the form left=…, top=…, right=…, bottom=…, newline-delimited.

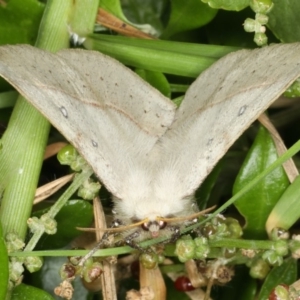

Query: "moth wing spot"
left=60, top=106, right=68, bottom=118
left=238, top=105, right=247, bottom=116
left=91, top=140, right=98, bottom=148
left=207, top=138, right=214, bottom=146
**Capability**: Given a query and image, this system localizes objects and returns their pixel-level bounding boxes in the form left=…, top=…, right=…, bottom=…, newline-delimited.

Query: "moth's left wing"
left=0, top=45, right=176, bottom=198
left=154, top=43, right=300, bottom=197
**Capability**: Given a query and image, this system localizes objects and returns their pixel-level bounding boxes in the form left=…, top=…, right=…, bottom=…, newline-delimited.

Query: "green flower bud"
left=255, top=13, right=269, bottom=24
left=78, top=179, right=101, bottom=200
left=244, top=18, right=259, bottom=32
left=250, top=0, right=274, bottom=14
left=175, top=235, right=195, bottom=263
left=57, top=144, right=78, bottom=166
left=5, top=233, right=25, bottom=252
left=27, top=217, right=42, bottom=233
left=24, top=256, right=43, bottom=273
left=9, top=260, right=25, bottom=282
left=254, top=32, right=268, bottom=46
left=41, top=214, right=57, bottom=235
left=273, top=240, right=288, bottom=256
left=139, top=252, right=159, bottom=269
left=57, top=144, right=89, bottom=172
left=82, top=262, right=103, bottom=283
left=194, top=237, right=210, bottom=259
left=262, top=250, right=283, bottom=266
left=288, top=239, right=300, bottom=259
left=224, top=218, right=243, bottom=239
left=249, top=258, right=270, bottom=279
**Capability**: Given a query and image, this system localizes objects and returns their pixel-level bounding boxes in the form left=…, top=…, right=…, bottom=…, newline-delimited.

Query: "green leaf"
left=268, top=0, right=300, bottom=42
left=0, top=0, right=44, bottom=45
left=266, top=175, right=300, bottom=233
left=34, top=200, right=94, bottom=250
left=0, top=221, right=9, bottom=300
left=258, top=258, right=297, bottom=300
left=162, top=0, right=217, bottom=38
left=100, top=0, right=164, bottom=36
left=100, top=0, right=130, bottom=21
left=11, top=283, right=54, bottom=300
left=201, top=0, right=250, bottom=11
left=195, top=160, right=223, bottom=210
left=122, top=0, right=167, bottom=35
left=233, top=126, right=289, bottom=239
left=135, top=69, right=171, bottom=97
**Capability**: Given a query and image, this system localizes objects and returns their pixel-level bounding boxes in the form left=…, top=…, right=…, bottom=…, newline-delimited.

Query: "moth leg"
left=123, top=230, right=149, bottom=252
left=164, top=226, right=181, bottom=244
left=78, top=220, right=121, bottom=267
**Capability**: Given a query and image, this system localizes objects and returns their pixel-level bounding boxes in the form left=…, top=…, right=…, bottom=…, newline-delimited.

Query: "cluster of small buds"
left=200, top=216, right=243, bottom=240
left=24, top=256, right=43, bottom=273
left=57, top=144, right=87, bottom=172
left=60, top=256, right=103, bottom=284
left=57, top=144, right=100, bottom=200
left=5, top=233, right=25, bottom=253
left=27, top=214, right=57, bottom=235
left=77, top=177, right=101, bottom=200
left=243, top=0, right=274, bottom=46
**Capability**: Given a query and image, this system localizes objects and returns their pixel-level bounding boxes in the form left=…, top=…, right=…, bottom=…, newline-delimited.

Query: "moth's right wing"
left=154, top=43, right=300, bottom=199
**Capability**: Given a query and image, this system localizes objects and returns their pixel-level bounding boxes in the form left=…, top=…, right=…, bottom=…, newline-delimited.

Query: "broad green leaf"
left=258, top=258, right=297, bottom=300
left=100, top=0, right=130, bottom=22
left=122, top=0, right=167, bottom=35
left=162, top=0, right=217, bottom=38
left=11, top=283, right=54, bottom=300
left=34, top=200, right=94, bottom=250
left=100, top=0, right=162, bottom=36
left=0, top=221, right=8, bottom=300
left=268, top=0, right=300, bottom=42
left=135, top=69, right=171, bottom=97
left=0, top=0, right=44, bottom=45
left=266, top=175, right=300, bottom=234
left=233, top=126, right=289, bottom=239
left=201, top=0, right=250, bottom=11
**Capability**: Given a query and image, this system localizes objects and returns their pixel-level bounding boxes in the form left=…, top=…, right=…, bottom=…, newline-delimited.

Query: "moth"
left=0, top=43, right=300, bottom=244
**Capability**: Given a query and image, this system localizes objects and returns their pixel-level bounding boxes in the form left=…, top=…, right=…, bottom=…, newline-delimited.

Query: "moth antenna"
left=157, top=205, right=216, bottom=223
left=76, top=218, right=149, bottom=233
left=77, top=206, right=216, bottom=233
left=78, top=232, right=111, bottom=267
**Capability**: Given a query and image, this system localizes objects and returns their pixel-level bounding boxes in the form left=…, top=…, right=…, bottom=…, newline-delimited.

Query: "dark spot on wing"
left=238, top=105, right=247, bottom=116
left=60, top=106, right=68, bottom=118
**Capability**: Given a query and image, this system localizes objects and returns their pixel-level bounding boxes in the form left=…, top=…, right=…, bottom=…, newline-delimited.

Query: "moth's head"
left=108, top=207, right=215, bottom=245
left=138, top=218, right=167, bottom=238
left=112, top=194, right=197, bottom=240
left=111, top=198, right=216, bottom=245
